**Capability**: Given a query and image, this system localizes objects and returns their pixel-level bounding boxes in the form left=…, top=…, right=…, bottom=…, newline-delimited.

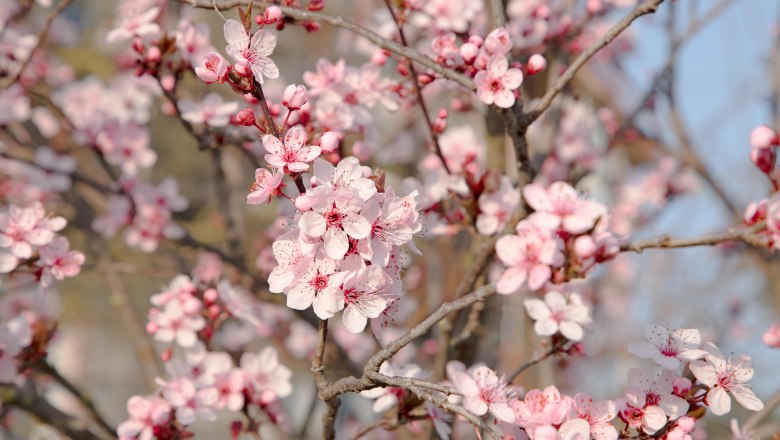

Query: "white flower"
left=689, top=342, right=764, bottom=416
left=524, top=291, right=591, bottom=341
left=628, top=325, right=706, bottom=370
left=224, top=19, right=279, bottom=84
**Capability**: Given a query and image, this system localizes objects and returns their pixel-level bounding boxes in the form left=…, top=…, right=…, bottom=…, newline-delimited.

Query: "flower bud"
left=751, top=125, right=776, bottom=149
left=459, top=43, right=479, bottom=63
left=195, top=52, right=228, bottom=84
left=574, top=235, right=596, bottom=259
left=160, top=75, right=175, bottom=92
left=308, top=0, right=324, bottom=11
left=763, top=324, right=780, bottom=348
left=371, top=50, right=388, bottom=66
left=146, top=46, right=161, bottom=63
left=265, top=5, right=283, bottom=23
left=526, top=54, right=547, bottom=75
left=750, top=146, right=775, bottom=174
left=295, top=194, right=313, bottom=211
left=672, top=377, right=692, bottom=397
left=320, top=131, right=339, bottom=153
left=234, top=61, right=252, bottom=77
left=282, top=84, right=308, bottom=110
left=235, top=108, right=256, bottom=127
left=744, top=200, right=767, bottom=225
left=467, top=35, right=483, bottom=47
left=203, top=288, right=218, bottom=304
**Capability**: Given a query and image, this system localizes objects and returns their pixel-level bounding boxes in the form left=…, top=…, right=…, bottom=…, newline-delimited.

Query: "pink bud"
left=468, top=35, right=483, bottom=47
left=282, top=84, right=308, bottom=110
left=203, top=288, right=218, bottom=304
left=160, top=75, right=175, bottom=92
left=303, top=21, right=320, bottom=32
left=459, top=43, right=479, bottom=63
left=207, top=304, right=221, bottom=320
left=195, top=52, right=228, bottom=84
left=146, top=46, right=161, bottom=62
left=146, top=321, right=158, bottom=334
left=586, top=0, right=602, bottom=14
left=484, top=27, right=512, bottom=55
left=438, top=109, right=448, bottom=119
left=574, top=235, right=597, bottom=259
left=319, top=131, right=339, bottom=153
left=295, top=194, right=313, bottom=211
left=371, top=50, right=388, bottom=66
left=744, top=200, right=768, bottom=225
left=672, top=377, right=692, bottom=397
left=763, top=324, right=780, bottom=348
left=265, top=5, right=283, bottom=23
left=132, top=37, right=144, bottom=54
left=161, top=348, right=173, bottom=362
left=526, top=54, right=547, bottom=75
left=751, top=125, right=776, bottom=149
left=676, top=416, right=696, bottom=433
left=308, top=0, right=324, bottom=11
left=418, top=74, right=433, bottom=85
left=750, top=146, right=775, bottom=174
left=235, top=107, right=256, bottom=126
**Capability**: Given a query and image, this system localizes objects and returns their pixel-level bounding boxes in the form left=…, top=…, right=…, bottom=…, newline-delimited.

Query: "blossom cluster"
left=120, top=259, right=295, bottom=439
left=260, top=156, right=422, bottom=333
left=360, top=324, right=763, bottom=440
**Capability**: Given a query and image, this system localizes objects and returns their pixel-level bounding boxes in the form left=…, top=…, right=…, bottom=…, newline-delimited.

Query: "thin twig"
left=507, top=344, right=566, bottom=382
left=181, top=0, right=473, bottom=89
left=383, top=1, right=451, bottom=174
left=2, top=0, right=73, bottom=89
left=620, top=222, right=767, bottom=253
left=527, top=0, right=665, bottom=122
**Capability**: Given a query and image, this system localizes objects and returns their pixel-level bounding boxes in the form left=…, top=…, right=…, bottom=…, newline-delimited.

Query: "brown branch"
left=180, top=0, right=473, bottom=89
left=620, top=222, right=767, bottom=253
left=383, top=1, right=451, bottom=174
left=2, top=0, right=73, bottom=90
left=365, top=370, right=461, bottom=396
left=527, top=0, right=665, bottom=123
left=251, top=79, right=281, bottom=138
left=34, top=361, right=115, bottom=436
left=507, top=343, right=567, bottom=382
left=1, top=384, right=107, bottom=440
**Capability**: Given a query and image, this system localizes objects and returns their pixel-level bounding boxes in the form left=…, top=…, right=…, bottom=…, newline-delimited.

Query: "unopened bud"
left=526, top=54, right=547, bottom=75
left=282, top=84, right=309, bottom=110
left=319, top=131, right=339, bottom=153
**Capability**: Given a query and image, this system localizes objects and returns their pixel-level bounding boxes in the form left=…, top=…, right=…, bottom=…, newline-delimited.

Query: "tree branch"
left=180, top=0, right=474, bottom=89
left=620, top=222, right=767, bottom=253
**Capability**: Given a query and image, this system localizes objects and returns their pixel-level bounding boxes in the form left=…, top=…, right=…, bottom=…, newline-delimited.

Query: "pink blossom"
left=267, top=233, right=309, bottom=293
left=523, top=182, right=606, bottom=234
left=451, top=365, right=515, bottom=423
left=106, top=5, right=160, bottom=43
left=263, top=126, right=321, bottom=173
left=95, top=124, right=157, bottom=176
left=37, top=237, right=85, bottom=286
left=484, top=27, right=513, bottom=55
left=626, top=368, right=689, bottom=421
left=474, top=55, right=523, bottom=108
left=239, top=346, right=293, bottom=399
left=312, top=157, right=376, bottom=201
left=285, top=256, right=344, bottom=319
left=180, top=93, right=239, bottom=127
left=117, top=395, right=171, bottom=440
left=495, top=222, right=564, bottom=293
left=303, top=58, right=346, bottom=97
left=224, top=19, right=279, bottom=84
left=513, top=386, right=571, bottom=436
left=194, top=52, right=229, bottom=84
left=330, top=265, right=388, bottom=333
left=360, top=189, right=422, bottom=265
left=477, top=176, right=520, bottom=235
left=763, top=324, right=780, bottom=348
left=527, top=54, right=547, bottom=75
left=570, top=393, right=618, bottom=440
left=689, top=342, right=764, bottom=415
left=666, top=416, right=696, bottom=440
left=191, top=252, right=222, bottom=284
left=423, top=0, right=480, bottom=32
left=616, top=388, right=667, bottom=435
left=149, top=298, right=205, bottom=347
left=627, top=325, right=706, bottom=370
left=298, top=186, right=371, bottom=260
left=0, top=202, right=65, bottom=259
left=175, top=20, right=213, bottom=65
left=524, top=291, right=591, bottom=341
left=246, top=168, right=284, bottom=205
left=158, top=377, right=218, bottom=425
